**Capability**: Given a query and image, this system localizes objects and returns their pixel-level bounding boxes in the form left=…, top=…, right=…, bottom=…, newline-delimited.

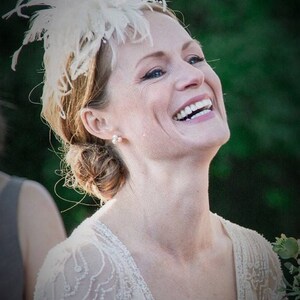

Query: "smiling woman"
left=3, top=0, right=284, bottom=299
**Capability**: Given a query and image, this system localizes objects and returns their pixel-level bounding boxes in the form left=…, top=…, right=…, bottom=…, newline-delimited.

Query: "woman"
left=4, top=0, right=283, bottom=299
left=0, top=107, right=66, bottom=300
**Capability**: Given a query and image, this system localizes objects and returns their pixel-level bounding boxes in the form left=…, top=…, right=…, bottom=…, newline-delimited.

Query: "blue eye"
left=141, top=68, right=166, bottom=80
left=188, top=56, right=205, bottom=65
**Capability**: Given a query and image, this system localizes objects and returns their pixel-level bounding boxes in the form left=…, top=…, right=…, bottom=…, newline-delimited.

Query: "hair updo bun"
left=42, top=42, right=128, bottom=201
left=65, top=143, right=127, bottom=200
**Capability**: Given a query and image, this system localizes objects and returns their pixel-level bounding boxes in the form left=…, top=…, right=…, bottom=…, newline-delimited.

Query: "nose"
left=174, top=61, right=204, bottom=91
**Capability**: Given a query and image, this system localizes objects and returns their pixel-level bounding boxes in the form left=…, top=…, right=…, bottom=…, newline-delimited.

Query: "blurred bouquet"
left=273, top=234, right=300, bottom=299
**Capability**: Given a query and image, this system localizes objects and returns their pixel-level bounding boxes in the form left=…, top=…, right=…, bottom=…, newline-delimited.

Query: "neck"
left=102, top=157, right=220, bottom=260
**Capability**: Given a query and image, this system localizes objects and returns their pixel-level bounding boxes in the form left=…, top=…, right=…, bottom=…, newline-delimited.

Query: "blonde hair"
left=42, top=4, right=178, bottom=202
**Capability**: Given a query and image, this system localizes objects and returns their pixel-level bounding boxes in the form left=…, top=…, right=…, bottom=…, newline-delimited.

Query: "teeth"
left=190, top=109, right=211, bottom=119
left=196, top=102, right=202, bottom=109
left=190, top=104, right=197, bottom=111
left=174, top=98, right=212, bottom=121
left=185, top=106, right=192, bottom=115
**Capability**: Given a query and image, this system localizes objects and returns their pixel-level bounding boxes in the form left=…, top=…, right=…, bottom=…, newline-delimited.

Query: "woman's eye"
left=141, top=68, right=166, bottom=80
left=188, top=56, right=205, bottom=65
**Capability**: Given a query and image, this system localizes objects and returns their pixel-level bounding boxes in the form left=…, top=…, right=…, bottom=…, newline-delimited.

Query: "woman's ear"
left=80, top=107, right=113, bottom=140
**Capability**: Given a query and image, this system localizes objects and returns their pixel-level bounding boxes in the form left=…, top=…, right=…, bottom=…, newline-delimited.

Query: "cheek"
left=127, top=90, right=170, bottom=140
left=205, top=68, right=223, bottom=96
left=205, top=69, right=227, bottom=114
left=114, top=89, right=151, bottom=134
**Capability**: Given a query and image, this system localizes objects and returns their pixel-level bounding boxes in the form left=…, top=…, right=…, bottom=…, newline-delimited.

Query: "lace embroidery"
left=221, top=218, right=245, bottom=299
left=34, top=216, right=153, bottom=300
left=34, top=214, right=284, bottom=300
left=90, top=219, right=155, bottom=300
left=220, top=216, right=284, bottom=300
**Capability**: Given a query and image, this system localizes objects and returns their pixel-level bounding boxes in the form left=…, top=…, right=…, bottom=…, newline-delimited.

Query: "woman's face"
left=104, top=11, right=230, bottom=161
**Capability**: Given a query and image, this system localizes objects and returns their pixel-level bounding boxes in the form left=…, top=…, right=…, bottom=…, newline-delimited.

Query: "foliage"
left=169, top=0, right=300, bottom=240
left=0, top=0, right=299, bottom=236
left=273, top=234, right=300, bottom=299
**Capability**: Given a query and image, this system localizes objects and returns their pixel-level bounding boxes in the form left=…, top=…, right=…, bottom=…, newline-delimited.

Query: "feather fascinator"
left=3, top=0, right=167, bottom=117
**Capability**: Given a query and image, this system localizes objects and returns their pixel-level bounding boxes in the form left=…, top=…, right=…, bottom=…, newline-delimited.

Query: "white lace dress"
left=34, top=213, right=284, bottom=300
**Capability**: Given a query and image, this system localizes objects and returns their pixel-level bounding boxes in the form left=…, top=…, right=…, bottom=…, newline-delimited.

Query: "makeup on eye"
left=138, top=39, right=205, bottom=82
left=141, top=68, right=166, bottom=80
left=187, top=55, right=206, bottom=65
left=140, top=55, right=205, bottom=81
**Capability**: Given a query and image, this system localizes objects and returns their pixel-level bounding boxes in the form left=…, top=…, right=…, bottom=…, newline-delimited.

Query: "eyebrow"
left=135, top=39, right=202, bottom=69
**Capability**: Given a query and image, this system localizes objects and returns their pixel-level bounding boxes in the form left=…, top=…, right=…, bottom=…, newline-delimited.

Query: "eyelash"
left=188, top=55, right=205, bottom=65
left=141, top=68, right=166, bottom=80
left=141, top=55, right=205, bottom=81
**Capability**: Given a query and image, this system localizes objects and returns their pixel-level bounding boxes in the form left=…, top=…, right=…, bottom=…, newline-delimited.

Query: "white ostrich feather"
left=3, top=0, right=167, bottom=117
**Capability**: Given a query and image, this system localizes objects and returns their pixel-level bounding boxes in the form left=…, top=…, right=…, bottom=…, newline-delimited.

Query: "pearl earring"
left=112, top=135, right=122, bottom=145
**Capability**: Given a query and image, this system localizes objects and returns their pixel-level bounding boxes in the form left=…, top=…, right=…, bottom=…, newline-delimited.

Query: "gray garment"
left=0, top=176, right=25, bottom=300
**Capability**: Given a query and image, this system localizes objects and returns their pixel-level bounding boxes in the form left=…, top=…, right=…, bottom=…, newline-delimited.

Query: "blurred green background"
left=0, top=0, right=299, bottom=239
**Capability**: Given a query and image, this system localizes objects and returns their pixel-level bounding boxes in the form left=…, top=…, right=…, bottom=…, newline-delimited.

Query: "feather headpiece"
left=3, top=0, right=167, bottom=118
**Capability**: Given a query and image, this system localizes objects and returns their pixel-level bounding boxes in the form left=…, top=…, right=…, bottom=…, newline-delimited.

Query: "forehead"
left=115, top=11, right=193, bottom=64
left=144, top=10, right=191, bottom=43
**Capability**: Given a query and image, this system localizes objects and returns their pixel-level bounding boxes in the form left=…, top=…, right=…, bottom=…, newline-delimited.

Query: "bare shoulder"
left=18, top=179, right=66, bottom=300
left=18, top=178, right=66, bottom=243
left=18, top=179, right=65, bottom=230
left=19, top=179, right=57, bottom=209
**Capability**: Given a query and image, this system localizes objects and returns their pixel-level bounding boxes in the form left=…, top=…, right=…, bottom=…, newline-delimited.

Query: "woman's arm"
left=17, top=180, right=66, bottom=300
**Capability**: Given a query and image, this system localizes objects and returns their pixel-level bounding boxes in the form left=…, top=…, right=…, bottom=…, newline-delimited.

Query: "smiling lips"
left=173, top=99, right=213, bottom=121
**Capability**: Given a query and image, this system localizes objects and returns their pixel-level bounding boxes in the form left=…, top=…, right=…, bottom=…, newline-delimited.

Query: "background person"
left=0, top=106, right=67, bottom=300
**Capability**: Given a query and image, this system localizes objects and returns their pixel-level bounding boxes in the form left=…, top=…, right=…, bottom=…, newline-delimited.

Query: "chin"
left=201, top=126, right=230, bottom=151
left=220, top=127, right=231, bottom=145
